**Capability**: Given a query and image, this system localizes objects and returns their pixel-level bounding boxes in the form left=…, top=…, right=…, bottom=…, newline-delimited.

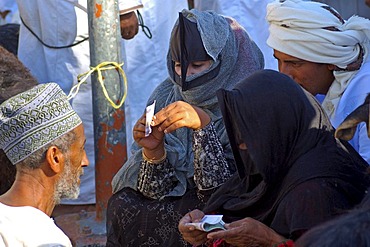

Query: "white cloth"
left=194, top=0, right=277, bottom=70
left=16, top=0, right=141, bottom=204
left=123, top=0, right=189, bottom=151
left=331, top=55, right=370, bottom=164
left=0, top=202, right=72, bottom=247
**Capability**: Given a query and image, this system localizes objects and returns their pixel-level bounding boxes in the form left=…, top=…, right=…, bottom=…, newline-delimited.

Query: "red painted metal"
left=95, top=108, right=127, bottom=221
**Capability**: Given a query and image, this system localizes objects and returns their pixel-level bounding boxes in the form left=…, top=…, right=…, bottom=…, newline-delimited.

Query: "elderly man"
left=266, top=0, right=370, bottom=164
left=0, top=82, right=89, bottom=246
left=16, top=0, right=143, bottom=211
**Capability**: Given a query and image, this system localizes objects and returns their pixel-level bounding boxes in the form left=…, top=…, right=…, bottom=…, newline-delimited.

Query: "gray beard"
left=54, top=159, right=81, bottom=205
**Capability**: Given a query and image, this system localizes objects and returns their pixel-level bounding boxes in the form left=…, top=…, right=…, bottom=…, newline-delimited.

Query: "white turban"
left=0, top=83, right=82, bottom=164
left=266, top=0, right=370, bottom=118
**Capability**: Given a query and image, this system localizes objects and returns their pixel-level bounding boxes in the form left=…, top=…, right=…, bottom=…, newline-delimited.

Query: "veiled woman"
left=179, top=70, right=370, bottom=247
left=106, top=9, right=264, bottom=246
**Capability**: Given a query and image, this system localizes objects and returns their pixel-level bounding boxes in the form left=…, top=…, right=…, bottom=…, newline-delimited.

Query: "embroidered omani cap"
left=0, top=83, right=82, bottom=164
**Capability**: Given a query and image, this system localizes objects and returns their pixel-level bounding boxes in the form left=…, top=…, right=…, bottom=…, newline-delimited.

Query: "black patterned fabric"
left=106, top=187, right=204, bottom=247
left=106, top=123, right=232, bottom=246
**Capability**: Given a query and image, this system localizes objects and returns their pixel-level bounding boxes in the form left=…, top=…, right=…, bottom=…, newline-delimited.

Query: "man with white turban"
left=0, top=83, right=89, bottom=246
left=266, top=0, right=370, bottom=165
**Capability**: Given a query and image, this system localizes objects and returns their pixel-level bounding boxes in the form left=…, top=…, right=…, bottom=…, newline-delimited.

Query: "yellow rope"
left=67, top=61, right=127, bottom=109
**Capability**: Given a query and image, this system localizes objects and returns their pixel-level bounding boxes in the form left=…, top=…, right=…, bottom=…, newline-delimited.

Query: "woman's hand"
left=133, top=113, right=165, bottom=159
left=151, top=101, right=211, bottom=133
left=207, top=217, right=286, bottom=247
left=178, top=209, right=208, bottom=246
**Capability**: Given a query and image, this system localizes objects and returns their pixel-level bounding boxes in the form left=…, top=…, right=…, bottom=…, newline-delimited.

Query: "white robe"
left=0, top=203, right=72, bottom=247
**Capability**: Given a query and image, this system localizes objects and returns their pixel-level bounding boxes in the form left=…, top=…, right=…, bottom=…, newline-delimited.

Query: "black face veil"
left=170, top=12, right=220, bottom=91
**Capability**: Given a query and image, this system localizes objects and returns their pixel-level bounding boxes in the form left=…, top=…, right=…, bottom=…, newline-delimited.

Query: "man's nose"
left=82, top=152, right=89, bottom=167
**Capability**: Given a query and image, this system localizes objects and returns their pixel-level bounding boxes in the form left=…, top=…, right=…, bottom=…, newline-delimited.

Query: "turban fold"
left=0, top=83, right=82, bottom=164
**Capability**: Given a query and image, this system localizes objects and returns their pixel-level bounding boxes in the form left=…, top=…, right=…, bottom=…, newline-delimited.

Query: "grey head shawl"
left=112, top=9, right=264, bottom=196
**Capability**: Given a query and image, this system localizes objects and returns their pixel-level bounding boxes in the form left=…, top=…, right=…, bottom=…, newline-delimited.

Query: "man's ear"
left=45, top=146, right=64, bottom=174
left=327, top=64, right=336, bottom=71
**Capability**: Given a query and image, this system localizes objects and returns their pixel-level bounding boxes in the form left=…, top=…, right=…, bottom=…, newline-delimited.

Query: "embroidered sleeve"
left=193, top=122, right=232, bottom=191
left=137, top=158, right=177, bottom=199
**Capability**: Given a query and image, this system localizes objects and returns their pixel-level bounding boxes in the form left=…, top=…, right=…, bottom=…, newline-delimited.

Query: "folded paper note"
left=145, top=100, right=156, bottom=137
left=185, top=215, right=225, bottom=232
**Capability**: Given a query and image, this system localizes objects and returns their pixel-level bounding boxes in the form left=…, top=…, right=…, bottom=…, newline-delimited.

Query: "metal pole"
left=87, top=0, right=127, bottom=222
left=53, top=2, right=127, bottom=245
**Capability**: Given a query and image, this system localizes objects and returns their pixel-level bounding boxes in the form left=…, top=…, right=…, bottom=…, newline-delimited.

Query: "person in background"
left=178, top=69, right=370, bottom=247
left=0, top=83, right=89, bottom=246
left=266, top=0, right=370, bottom=164
left=107, top=8, right=264, bottom=246
left=15, top=0, right=142, bottom=213
left=123, top=0, right=189, bottom=151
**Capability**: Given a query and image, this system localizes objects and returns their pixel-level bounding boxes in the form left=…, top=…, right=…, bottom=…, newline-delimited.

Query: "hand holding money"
left=178, top=209, right=209, bottom=246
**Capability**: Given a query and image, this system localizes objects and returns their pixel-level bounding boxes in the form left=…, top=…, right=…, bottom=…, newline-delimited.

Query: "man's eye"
left=290, top=61, right=304, bottom=68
